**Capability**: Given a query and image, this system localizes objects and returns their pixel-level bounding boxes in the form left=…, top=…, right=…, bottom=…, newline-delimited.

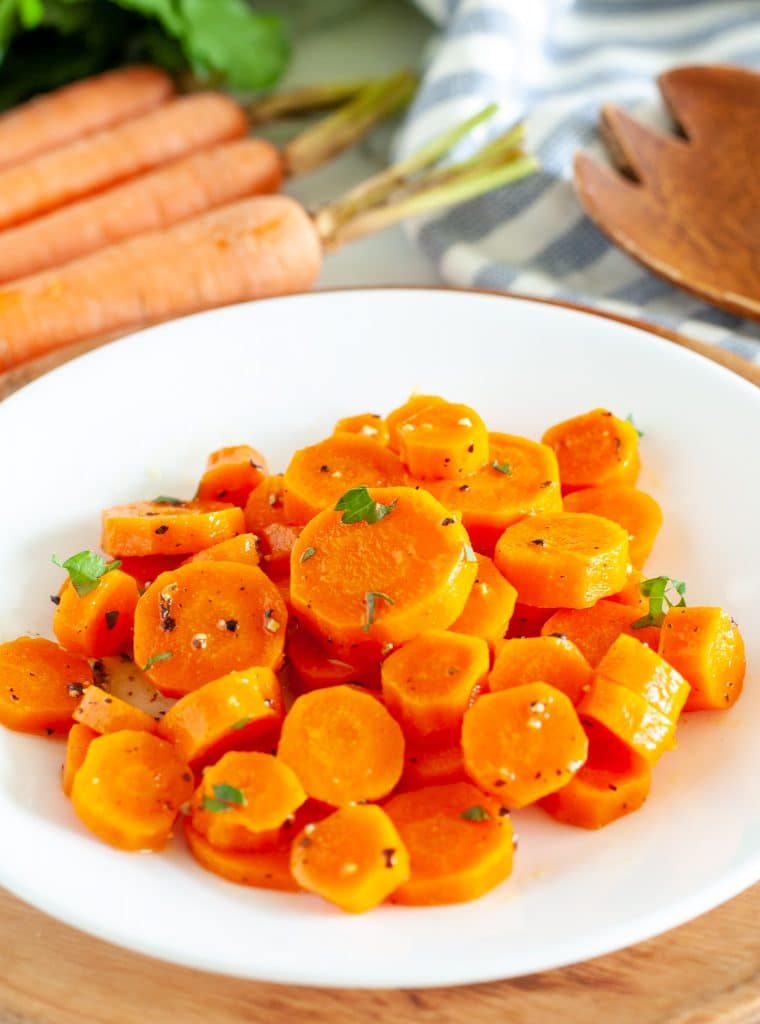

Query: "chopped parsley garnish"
left=52, top=550, right=122, bottom=598
left=363, top=591, right=394, bottom=632
left=335, top=486, right=397, bottom=525
left=625, top=413, right=644, bottom=438
left=631, top=576, right=686, bottom=629
left=490, top=460, right=512, bottom=476
left=143, top=651, right=173, bottom=671
left=300, top=546, right=317, bottom=563
left=202, top=783, right=247, bottom=813
left=461, top=805, right=491, bottom=822
left=152, top=496, right=183, bottom=506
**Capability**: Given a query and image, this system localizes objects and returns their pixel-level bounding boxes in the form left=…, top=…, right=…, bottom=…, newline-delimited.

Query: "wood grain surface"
left=0, top=292, right=757, bottom=1023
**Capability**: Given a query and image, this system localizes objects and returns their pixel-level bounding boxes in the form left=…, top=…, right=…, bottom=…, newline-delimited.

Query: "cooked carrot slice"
left=287, top=624, right=380, bottom=692
left=283, top=434, right=406, bottom=523
left=243, top=474, right=289, bottom=534
left=62, top=723, right=98, bottom=796
left=187, top=533, right=260, bottom=567
left=541, top=600, right=660, bottom=666
left=505, top=602, right=557, bottom=639
left=381, top=630, right=488, bottom=743
left=461, top=683, right=588, bottom=807
left=191, top=751, right=306, bottom=852
left=71, top=730, right=193, bottom=851
left=132, top=562, right=287, bottom=697
left=563, top=486, right=663, bottom=568
left=578, top=676, right=675, bottom=764
left=197, top=445, right=268, bottom=508
left=450, top=554, right=517, bottom=651
left=540, top=722, right=651, bottom=829
left=401, top=741, right=467, bottom=790
left=609, top=568, right=646, bottom=608
left=102, top=500, right=245, bottom=557
left=595, top=634, right=689, bottom=719
left=398, top=400, right=488, bottom=479
left=157, top=667, right=283, bottom=765
left=258, top=522, right=300, bottom=580
left=278, top=685, right=404, bottom=805
left=495, top=512, right=630, bottom=609
left=542, top=408, right=640, bottom=493
left=426, top=433, right=562, bottom=554
left=659, top=606, right=746, bottom=711
left=334, top=413, right=390, bottom=446
left=118, top=554, right=184, bottom=590
left=0, top=636, right=92, bottom=735
left=384, top=782, right=513, bottom=905
left=489, top=636, right=592, bottom=705
left=290, top=486, right=477, bottom=650
left=53, top=570, right=139, bottom=658
left=290, top=804, right=410, bottom=913
left=184, top=821, right=299, bottom=891
left=386, top=394, right=445, bottom=452
left=73, top=685, right=157, bottom=734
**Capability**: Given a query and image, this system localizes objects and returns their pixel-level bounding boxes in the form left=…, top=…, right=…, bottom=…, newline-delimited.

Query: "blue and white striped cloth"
left=400, top=0, right=760, bottom=362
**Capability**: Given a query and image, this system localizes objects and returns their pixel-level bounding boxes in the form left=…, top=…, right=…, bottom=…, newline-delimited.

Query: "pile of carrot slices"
left=0, top=398, right=747, bottom=913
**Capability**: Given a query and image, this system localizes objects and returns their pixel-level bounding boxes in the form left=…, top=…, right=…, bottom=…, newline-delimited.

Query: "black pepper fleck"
left=441, top=517, right=456, bottom=526
left=50, top=594, right=61, bottom=605
left=155, top=524, right=169, bottom=535
left=381, top=847, right=397, bottom=868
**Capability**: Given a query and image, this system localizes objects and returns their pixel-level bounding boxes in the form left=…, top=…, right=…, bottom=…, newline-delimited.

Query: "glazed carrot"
left=187, top=533, right=261, bottom=568
left=185, top=821, right=299, bottom=891
left=489, top=636, right=593, bottom=705
left=386, top=395, right=445, bottom=452
left=563, top=486, right=663, bottom=569
left=133, top=562, right=287, bottom=697
left=283, top=434, right=406, bottom=523
left=541, top=600, right=660, bottom=666
left=659, top=607, right=746, bottom=711
left=540, top=722, right=651, bottom=829
left=53, top=570, right=139, bottom=658
left=102, top=500, right=245, bottom=558
left=609, top=568, right=646, bottom=608
left=62, top=723, right=98, bottom=797
left=0, top=93, right=247, bottom=233
left=0, top=636, right=92, bottom=735
left=0, top=66, right=174, bottom=171
left=157, top=667, right=283, bottom=765
left=191, top=751, right=306, bottom=852
left=71, top=730, right=193, bottom=852
left=334, top=412, right=390, bottom=445
left=287, top=625, right=380, bottom=692
left=494, top=512, right=630, bottom=609
left=290, top=804, right=410, bottom=913
left=0, top=196, right=323, bottom=372
left=278, top=685, right=404, bottom=805
left=578, top=676, right=675, bottom=764
left=196, top=444, right=269, bottom=508
left=259, top=523, right=300, bottom=580
left=381, top=630, right=489, bottom=743
left=450, top=553, right=517, bottom=651
left=384, top=782, right=513, bottom=905
left=425, top=433, right=561, bottom=554
left=595, top=634, right=690, bottom=719
left=505, top=603, right=557, bottom=639
left=461, top=683, right=588, bottom=807
left=118, top=555, right=184, bottom=590
left=401, top=741, right=467, bottom=790
left=542, top=408, right=640, bottom=493
left=0, top=140, right=283, bottom=285
left=73, top=685, right=158, bottom=735
left=244, top=474, right=289, bottom=534
left=397, top=400, right=488, bottom=479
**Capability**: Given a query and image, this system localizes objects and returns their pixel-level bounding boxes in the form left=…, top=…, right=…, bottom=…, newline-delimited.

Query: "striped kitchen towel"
left=400, top=0, right=760, bottom=362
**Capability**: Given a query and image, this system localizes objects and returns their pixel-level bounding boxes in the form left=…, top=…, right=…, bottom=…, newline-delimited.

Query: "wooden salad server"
left=574, top=65, right=760, bottom=321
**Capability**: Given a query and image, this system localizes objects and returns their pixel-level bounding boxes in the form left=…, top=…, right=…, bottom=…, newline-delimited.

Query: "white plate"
left=0, top=289, right=758, bottom=989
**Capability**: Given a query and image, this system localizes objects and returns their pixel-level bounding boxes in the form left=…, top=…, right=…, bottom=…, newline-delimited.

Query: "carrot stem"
left=249, top=80, right=374, bottom=124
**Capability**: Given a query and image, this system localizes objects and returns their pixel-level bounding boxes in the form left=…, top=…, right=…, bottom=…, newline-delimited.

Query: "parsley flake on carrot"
left=52, top=550, right=122, bottom=598
left=335, top=485, right=397, bottom=524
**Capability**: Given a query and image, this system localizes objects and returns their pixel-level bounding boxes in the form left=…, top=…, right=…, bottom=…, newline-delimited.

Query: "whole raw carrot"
left=0, top=66, right=174, bottom=171
left=0, top=140, right=283, bottom=285
left=0, top=92, right=248, bottom=232
left=0, top=196, right=323, bottom=370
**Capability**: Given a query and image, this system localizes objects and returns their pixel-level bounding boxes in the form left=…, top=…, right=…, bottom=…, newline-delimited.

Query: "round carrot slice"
left=102, top=500, right=245, bottom=557
left=187, top=533, right=260, bottom=567
left=450, top=553, right=517, bottom=651
left=71, top=730, right=193, bottom=851
left=384, top=782, right=513, bottom=905
left=489, top=636, right=592, bottom=705
left=541, top=600, right=660, bottom=666
left=278, top=685, right=404, bottom=806
left=595, top=634, right=690, bottom=720
left=398, top=401, right=488, bottom=479
left=73, top=684, right=157, bottom=735
left=290, top=486, right=477, bottom=649
left=196, top=445, right=268, bottom=508
left=243, top=474, right=289, bottom=533
left=132, top=561, right=287, bottom=697
left=542, top=408, right=640, bottom=493
left=462, top=683, right=588, bottom=807
left=578, top=676, right=675, bottom=764
left=0, top=636, right=92, bottom=735
left=184, top=821, right=299, bottom=891
left=288, top=624, right=380, bottom=692
left=53, top=569, right=139, bottom=658
left=118, top=554, right=184, bottom=590
left=401, top=741, right=467, bottom=790
left=334, top=412, right=390, bottom=446
left=62, top=723, right=97, bottom=796
left=659, top=606, right=746, bottom=712
left=386, top=394, right=445, bottom=452
left=563, top=485, right=663, bottom=568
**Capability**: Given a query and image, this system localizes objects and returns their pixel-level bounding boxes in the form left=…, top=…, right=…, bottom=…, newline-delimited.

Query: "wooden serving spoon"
left=574, top=65, right=760, bottom=321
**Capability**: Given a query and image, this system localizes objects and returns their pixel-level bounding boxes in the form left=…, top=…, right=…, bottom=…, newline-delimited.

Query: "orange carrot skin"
left=118, top=554, right=184, bottom=590
left=578, top=676, right=675, bottom=764
left=197, top=445, right=268, bottom=508
left=659, top=607, right=746, bottom=711
left=187, top=533, right=261, bottom=568
left=563, top=486, right=663, bottom=569
left=290, top=804, right=410, bottom=913
left=384, top=782, right=513, bottom=906
left=133, top=561, right=287, bottom=697
left=400, top=741, right=468, bottom=790
left=489, top=636, right=593, bottom=705
left=62, top=723, right=98, bottom=796
left=594, top=634, right=690, bottom=720
left=541, top=600, right=660, bottom=666
left=450, top=554, right=517, bottom=652
left=53, top=570, right=139, bottom=658
left=0, top=636, right=92, bottom=734
left=73, top=685, right=158, bottom=735
left=398, top=401, right=489, bottom=479
left=71, top=730, right=193, bottom=851
left=334, top=413, right=390, bottom=446
left=102, top=500, right=245, bottom=558
left=542, top=408, right=640, bottom=493
left=184, top=821, right=299, bottom=891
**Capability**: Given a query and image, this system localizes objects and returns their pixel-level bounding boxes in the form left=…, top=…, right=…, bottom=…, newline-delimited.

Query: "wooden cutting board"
left=0, top=294, right=758, bottom=1024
